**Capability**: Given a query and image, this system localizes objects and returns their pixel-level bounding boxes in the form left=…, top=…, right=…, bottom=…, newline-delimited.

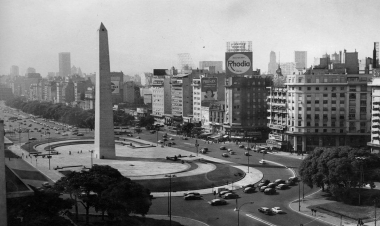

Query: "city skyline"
left=1, top=0, right=379, bottom=76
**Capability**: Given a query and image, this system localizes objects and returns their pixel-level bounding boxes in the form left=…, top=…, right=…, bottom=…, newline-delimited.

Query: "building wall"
left=285, top=73, right=371, bottom=153
left=295, top=51, right=307, bottom=70
left=199, top=61, right=223, bottom=73
left=59, top=52, right=71, bottom=77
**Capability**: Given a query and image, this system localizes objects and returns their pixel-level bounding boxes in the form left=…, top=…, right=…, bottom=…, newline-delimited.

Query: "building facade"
left=268, top=51, right=277, bottom=74
left=285, top=72, right=372, bottom=154
left=224, top=76, right=272, bottom=140
left=199, top=61, right=223, bottom=73
left=367, top=75, right=380, bottom=153
left=295, top=51, right=307, bottom=70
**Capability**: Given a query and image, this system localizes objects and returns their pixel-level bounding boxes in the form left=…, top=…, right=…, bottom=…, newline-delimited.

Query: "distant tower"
left=59, top=52, right=71, bottom=77
left=178, top=53, right=194, bottom=70
left=295, top=51, right=307, bottom=70
left=10, top=65, right=19, bottom=76
left=268, top=51, right=277, bottom=74
left=95, top=23, right=115, bottom=159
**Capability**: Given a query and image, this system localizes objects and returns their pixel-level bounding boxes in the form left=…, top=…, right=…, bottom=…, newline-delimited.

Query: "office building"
left=59, top=52, right=71, bottom=77
left=209, top=101, right=226, bottom=135
left=295, top=51, right=307, bottom=70
left=280, top=62, right=297, bottom=76
left=10, top=65, right=19, bottom=76
left=199, top=61, right=223, bottom=73
left=223, top=76, right=272, bottom=140
left=110, top=72, right=123, bottom=104
left=267, top=51, right=277, bottom=74
left=285, top=71, right=371, bottom=153
left=367, top=76, right=380, bottom=153
left=26, top=67, right=36, bottom=74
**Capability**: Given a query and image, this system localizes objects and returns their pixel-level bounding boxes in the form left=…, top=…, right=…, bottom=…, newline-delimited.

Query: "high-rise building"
left=59, top=52, right=71, bottom=77
left=223, top=76, right=272, bottom=140
left=267, top=51, right=277, bottom=74
left=10, top=65, right=19, bottom=76
left=285, top=71, right=371, bottom=153
left=279, top=62, right=296, bottom=76
left=199, top=61, right=223, bottom=73
left=26, top=67, right=36, bottom=74
left=295, top=51, right=307, bottom=70
left=134, top=74, right=142, bottom=85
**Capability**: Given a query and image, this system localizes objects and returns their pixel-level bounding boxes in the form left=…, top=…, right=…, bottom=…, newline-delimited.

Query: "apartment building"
left=367, top=74, right=380, bottom=153
left=285, top=71, right=372, bottom=153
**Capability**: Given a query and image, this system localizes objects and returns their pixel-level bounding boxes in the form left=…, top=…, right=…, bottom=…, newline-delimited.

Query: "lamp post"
left=236, top=201, right=254, bottom=226
left=89, top=150, right=94, bottom=168
left=165, top=174, right=176, bottom=226
left=195, top=139, right=199, bottom=156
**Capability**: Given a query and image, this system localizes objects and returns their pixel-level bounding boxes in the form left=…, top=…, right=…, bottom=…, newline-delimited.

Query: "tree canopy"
left=299, top=146, right=380, bottom=204
left=53, top=165, right=151, bottom=224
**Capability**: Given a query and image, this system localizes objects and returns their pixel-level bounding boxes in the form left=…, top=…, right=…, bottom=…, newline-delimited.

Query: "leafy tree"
left=299, top=146, right=380, bottom=202
left=7, top=189, right=74, bottom=226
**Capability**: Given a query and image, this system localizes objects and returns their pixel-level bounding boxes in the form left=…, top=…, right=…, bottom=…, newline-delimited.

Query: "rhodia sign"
left=225, top=52, right=252, bottom=76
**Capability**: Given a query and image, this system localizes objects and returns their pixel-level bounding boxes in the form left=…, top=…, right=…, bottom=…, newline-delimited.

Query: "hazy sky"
left=1, top=0, right=379, bottom=76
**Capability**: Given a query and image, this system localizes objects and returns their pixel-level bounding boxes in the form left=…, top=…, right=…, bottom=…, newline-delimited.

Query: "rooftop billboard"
left=225, top=52, right=253, bottom=76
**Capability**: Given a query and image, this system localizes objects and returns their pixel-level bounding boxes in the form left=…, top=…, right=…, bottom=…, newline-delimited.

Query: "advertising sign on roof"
left=201, top=77, right=217, bottom=106
left=225, top=52, right=253, bottom=76
left=226, top=41, right=252, bottom=52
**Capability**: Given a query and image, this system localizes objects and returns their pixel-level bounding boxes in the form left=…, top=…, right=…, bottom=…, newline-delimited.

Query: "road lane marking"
left=246, top=214, right=277, bottom=226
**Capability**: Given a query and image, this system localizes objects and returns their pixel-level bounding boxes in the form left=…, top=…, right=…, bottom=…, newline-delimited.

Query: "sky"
left=1, top=0, right=379, bottom=76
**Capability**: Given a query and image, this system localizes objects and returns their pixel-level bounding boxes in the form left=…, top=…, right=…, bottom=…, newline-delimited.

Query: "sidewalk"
left=146, top=215, right=209, bottom=226
left=289, top=190, right=378, bottom=226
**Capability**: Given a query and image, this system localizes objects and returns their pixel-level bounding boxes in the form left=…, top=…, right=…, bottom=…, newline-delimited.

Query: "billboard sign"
left=111, top=81, right=119, bottom=94
left=201, top=77, right=217, bottom=106
left=152, top=79, right=164, bottom=85
left=226, top=41, right=252, bottom=52
left=225, top=52, right=253, bottom=76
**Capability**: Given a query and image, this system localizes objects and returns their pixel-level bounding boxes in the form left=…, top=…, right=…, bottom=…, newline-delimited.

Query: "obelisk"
left=95, top=23, right=115, bottom=159
left=0, top=120, right=7, bottom=226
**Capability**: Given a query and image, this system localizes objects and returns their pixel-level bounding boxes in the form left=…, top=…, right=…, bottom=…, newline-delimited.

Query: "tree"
left=299, top=146, right=380, bottom=202
left=7, top=189, right=74, bottom=226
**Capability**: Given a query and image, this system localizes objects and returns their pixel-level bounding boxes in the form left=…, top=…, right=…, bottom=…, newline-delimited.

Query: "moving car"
left=258, top=207, right=273, bottom=215
left=77, top=133, right=84, bottom=136
left=169, top=137, right=174, bottom=140
left=136, top=136, right=141, bottom=139
left=276, top=184, right=289, bottom=190
left=29, top=137, right=37, bottom=140
left=184, top=194, right=202, bottom=200
left=222, top=193, right=239, bottom=199
left=238, top=144, right=245, bottom=148
left=271, top=207, right=284, bottom=214
left=62, top=133, right=68, bottom=136
left=242, top=184, right=256, bottom=189
left=184, top=192, right=201, bottom=196
left=209, top=199, right=227, bottom=206
left=126, top=134, right=133, bottom=137
left=150, top=130, right=156, bottom=134
left=181, top=137, right=188, bottom=140
left=219, top=190, right=231, bottom=196
left=258, top=179, right=270, bottom=187
left=222, top=153, right=229, bottom=157
left=244, top=152, right=251, bottom=156
left=168, top=141, right=175, bottom=145
left=289, top=176, right=299, bottom=182
left=285, top=179, right=296, bottom=186
left=220, top=146, right=226, bottom=150
left=259, top=160, right=266, bottom=164
left=158, top=140, right=164, bottom=143
left=267, top=183, right=276, bottom=188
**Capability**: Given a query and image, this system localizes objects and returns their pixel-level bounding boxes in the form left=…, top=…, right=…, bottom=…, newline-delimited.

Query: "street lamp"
left=235, top=201, right=254, bottom=226
left=89, top=150, right=94, bottom=168
left=195, top=139, right=199, bottom=156
left=165, top=174, right=176, bottom=226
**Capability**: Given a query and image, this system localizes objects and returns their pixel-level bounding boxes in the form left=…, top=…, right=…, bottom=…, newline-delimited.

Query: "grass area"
left=308, top=202, right=377, bottom=222
left=134, top=161, right=245, bottom=192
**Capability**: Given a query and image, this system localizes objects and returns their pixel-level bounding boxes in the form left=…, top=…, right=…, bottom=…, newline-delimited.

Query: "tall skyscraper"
left=295, top=51, right=307, bottom=70
left=10, top=65, right=19, bottom=76
left=26, top=67, right=36, bottom=74
left=268, top=51, right=277, bottom=74
left=59, top=52, right=71, bottom=77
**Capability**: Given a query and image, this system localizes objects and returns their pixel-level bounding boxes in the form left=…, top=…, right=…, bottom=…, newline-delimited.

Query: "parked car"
left=222, top=153, right=229, bottom=157
left=77, top=133, right=84, bottom=136
left=259, top=186, right=268, bottom=192
left=289, top=176, right=299, bottom=182
left=29, top=137, right=37, bottom=140
left=258, top=207, right=273, bottom=215
left=274, top=179, right=286, bottom=185
left=264, top=188, right=276, bottom=195
left=243, top=187, right=256, bottom=193
left=267, top=183, right=276, bottom=188
left=258, top=179, right=270, bottom=187
left=209, top=199, right=227, bottom=206
left=271, top=207, right=284, bottom=214
left=276, top=184, right=288, bottom=190
left=219, top=190, right=231, bottom=196
left=285, top=179, right=296, bottom=186
left=222, top=193, right=239, bottom=199
left=242, top=184, right=256, bottom=189
left=220, top=146, right=227, bottom=150
left=229, top=151, right=236, bottom=155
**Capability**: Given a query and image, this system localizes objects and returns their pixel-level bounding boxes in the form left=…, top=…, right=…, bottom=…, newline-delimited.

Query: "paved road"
left=0, top=105, right=327, bottom=226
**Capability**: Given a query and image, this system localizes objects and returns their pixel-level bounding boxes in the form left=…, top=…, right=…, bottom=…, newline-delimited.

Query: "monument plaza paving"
left=9, top=137, right=263, bottom=196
